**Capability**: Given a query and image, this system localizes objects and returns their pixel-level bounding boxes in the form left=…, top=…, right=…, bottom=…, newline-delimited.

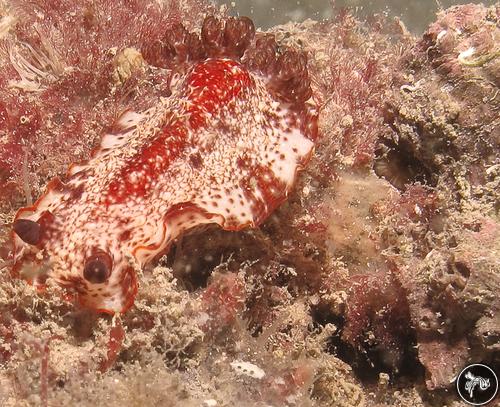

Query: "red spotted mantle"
left=12, top=57, right=317, bottom=313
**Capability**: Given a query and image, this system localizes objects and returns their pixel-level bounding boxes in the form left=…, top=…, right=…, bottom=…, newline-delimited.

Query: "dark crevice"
left=162, top=227, right=271, bottom=292
left=311, top=303, right=424, bottom=384
left=374, top=138, right=436, bottom=191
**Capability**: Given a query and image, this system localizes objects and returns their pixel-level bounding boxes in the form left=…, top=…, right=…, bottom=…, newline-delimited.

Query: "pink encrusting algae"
left=11, top=16, right=318, bottom=313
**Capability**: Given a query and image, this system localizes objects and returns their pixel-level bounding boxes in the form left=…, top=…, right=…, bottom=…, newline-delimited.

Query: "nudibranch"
left=11, top=16, right=318, bottom=313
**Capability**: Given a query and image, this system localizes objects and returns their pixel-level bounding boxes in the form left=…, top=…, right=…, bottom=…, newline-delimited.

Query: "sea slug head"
left=11, top=179, right=138, bottom=314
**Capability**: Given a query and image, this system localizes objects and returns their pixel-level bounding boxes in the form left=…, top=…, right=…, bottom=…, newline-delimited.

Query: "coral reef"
left=0, top=0, right=498, bottom=406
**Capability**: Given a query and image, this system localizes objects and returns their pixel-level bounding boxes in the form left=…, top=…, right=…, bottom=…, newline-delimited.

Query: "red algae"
left=0, top=0, right=213, bottom=209
left=201, top=272, right=246, bottom=334
left=342, top=271, right=414, bottom=374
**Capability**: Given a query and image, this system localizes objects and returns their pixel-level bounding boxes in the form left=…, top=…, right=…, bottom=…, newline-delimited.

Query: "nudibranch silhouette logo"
left=456, top=364, right=498, bottom=405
